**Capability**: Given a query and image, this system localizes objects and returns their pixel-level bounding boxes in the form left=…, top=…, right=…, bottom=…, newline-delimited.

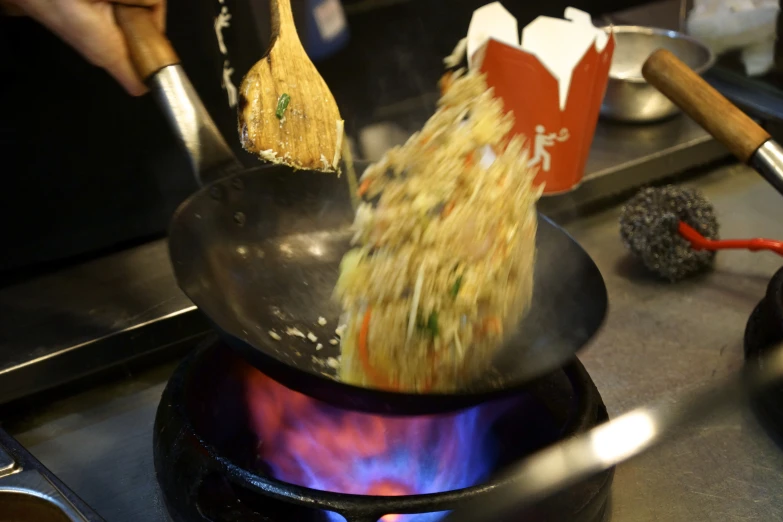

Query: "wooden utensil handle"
left=642, top=49, right=769, bottom=163
left=270, top=0, right=300, bottom=43
left=115, top=5, right=179, bottom=81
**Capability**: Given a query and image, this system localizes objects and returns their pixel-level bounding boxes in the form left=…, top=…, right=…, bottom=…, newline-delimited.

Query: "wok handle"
left=113, top=4, right=241, bottom=186
left=114, top=5, right=179, bottom=81
left=642, top=49, right=770, bottom=163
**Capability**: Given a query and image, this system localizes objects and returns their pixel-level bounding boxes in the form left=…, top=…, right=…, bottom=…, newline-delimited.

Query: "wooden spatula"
left=238, top=0, right=344, bottom=173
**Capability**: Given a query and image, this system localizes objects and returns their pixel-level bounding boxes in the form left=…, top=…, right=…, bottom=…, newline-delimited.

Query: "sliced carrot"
left=358, top=306, right=379, bottom=379
left=442, top=201, right=455, bottom=218
left=474, top=316, right=501, bottom=338
left=421, top=349, right=441, bottom=392
left=357, top=307, right=400, bottom=391
left=483, top=317, right=501, bottom=334
left=357, top=178, right=372, bottom=197
left=464, top=151, right=477, bottom=168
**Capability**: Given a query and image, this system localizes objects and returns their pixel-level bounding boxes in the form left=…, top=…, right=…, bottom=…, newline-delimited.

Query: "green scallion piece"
left=427, top=311, right=439, bottom=337
left=275, top=93, right=291, bottom=119
left=450, top=276, right=463, bottom=298
left=416, top=311, right=440, bottom=338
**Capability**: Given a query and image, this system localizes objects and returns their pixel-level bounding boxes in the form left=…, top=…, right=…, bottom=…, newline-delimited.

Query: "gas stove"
left=5, top=163, right=783, bottom=522
left=154, top=338, right=612, bottom=522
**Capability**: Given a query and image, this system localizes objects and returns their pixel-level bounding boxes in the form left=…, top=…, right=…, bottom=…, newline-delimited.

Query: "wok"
left=118, top=6, right=609, bottom=414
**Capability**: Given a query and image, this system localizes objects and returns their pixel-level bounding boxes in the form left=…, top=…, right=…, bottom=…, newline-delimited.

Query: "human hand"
left=4, top=0, right=166, bottom=96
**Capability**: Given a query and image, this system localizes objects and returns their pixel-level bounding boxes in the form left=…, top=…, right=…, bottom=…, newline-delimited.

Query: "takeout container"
left=465, top=3, right=615, bottom=194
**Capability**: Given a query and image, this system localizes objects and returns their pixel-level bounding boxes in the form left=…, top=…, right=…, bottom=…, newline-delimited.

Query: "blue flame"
left=245, top=370, right=515, bottom=522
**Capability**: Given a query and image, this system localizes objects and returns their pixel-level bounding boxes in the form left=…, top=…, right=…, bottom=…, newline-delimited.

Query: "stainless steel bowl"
left=601, top=26, right=715, bottom=122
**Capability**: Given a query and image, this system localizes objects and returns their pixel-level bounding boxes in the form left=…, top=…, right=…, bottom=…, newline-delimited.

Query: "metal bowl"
left=601, top=26, right=715, bottom=122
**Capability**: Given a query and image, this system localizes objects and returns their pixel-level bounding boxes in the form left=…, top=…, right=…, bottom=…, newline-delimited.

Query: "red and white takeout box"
left=464, top=3, right=615, bottom=194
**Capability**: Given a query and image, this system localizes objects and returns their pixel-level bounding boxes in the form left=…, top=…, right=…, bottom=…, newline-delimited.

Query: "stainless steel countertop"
left=5, top=162, right=783, bottom=521
left=574, top=165, right=783, bottom=520
left=0, top=239, right=212, bottom=404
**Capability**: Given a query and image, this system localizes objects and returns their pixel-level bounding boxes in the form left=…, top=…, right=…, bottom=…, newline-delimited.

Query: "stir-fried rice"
left=334, top=70, right=542, bottom=392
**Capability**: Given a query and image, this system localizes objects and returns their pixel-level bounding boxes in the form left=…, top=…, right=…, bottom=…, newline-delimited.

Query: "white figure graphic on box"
left=215, top=6, right=232, bottom=55
left=222, top=60, right=237, bottom=108
left=528, top=126, right=570, bottom=172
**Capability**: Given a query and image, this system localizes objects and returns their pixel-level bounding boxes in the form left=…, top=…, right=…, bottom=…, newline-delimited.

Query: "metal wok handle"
left=115, top=6, right=242, bottom=186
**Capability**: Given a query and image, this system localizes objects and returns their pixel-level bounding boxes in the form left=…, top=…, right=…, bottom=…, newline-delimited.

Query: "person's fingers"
left=147, top=1, right=166, bottom=33
left=102, top=46, right=148, bottom=96
left=95, top=0, right=159, bottom=6
left=20, top=0, right=163, bottom=96
left=0, top=0, right=25, bottom=16
left=105, top=61, right=148, bottom=96
left=104, top=0, right=167, bottom=36
left=155, top=1, right=166, bottom=32
left=106, top=0, right=167, bottom=80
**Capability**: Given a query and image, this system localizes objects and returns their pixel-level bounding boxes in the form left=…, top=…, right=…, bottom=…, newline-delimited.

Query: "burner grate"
left=154, top=337, right=613, bottom=522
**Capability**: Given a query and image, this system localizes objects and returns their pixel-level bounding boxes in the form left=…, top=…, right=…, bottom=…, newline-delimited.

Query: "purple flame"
left=243, top=368, right=512, bottom=522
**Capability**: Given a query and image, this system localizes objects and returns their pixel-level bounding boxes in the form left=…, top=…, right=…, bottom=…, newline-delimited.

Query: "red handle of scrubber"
left=679, top=222, right=783, bottom=257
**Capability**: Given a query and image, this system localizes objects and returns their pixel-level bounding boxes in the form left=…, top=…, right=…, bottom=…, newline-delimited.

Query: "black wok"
left=119, top=6, right=608, bottom=415
left=168, top=161, right=608, bottom=414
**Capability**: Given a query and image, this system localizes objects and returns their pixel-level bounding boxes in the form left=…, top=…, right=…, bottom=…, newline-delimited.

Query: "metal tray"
left=0, top=428, right=103, bottom=522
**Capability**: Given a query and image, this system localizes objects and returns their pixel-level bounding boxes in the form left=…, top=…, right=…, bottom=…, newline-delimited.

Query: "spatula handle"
left=114, top=5, right=179, bottom=81
left=642, top=49, right=770, bottom=163
left=270, top=0, right=299, bottom=41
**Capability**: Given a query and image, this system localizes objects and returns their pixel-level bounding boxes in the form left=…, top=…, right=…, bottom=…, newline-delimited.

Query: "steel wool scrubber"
left=620, top=185, right=783, bottom=281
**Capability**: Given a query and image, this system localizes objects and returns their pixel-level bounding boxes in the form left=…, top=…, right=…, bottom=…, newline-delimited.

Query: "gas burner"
left=154, top=337, right=613, bottom=522
left=745, top=265, right=783, bottom=441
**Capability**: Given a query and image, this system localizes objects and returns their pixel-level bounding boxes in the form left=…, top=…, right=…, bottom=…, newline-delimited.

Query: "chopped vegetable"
left=483, top=316, right=501, bottom=334
left=417, top=311, right=439, bottom=338
left=407, top=264, right=426, bottom=342
left=335, top=248, right=363, bottom=294
left=275, top=93, right=291, bottom=119
left=428, top=312, right=439, bottom=336
left=358, top=307, right=381, bottom=382
left=357, top=308, right=399, bottom=390
left=450, top=276, right=463, bottom=298
left=357, top=177, right=372, bottom=196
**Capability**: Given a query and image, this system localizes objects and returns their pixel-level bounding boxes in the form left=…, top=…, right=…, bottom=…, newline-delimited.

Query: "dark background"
left=0, top=0, right=652, bottom=273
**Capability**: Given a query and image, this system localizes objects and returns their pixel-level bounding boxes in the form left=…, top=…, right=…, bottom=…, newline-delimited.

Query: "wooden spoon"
left=238, top=0, right=344, bottom=173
